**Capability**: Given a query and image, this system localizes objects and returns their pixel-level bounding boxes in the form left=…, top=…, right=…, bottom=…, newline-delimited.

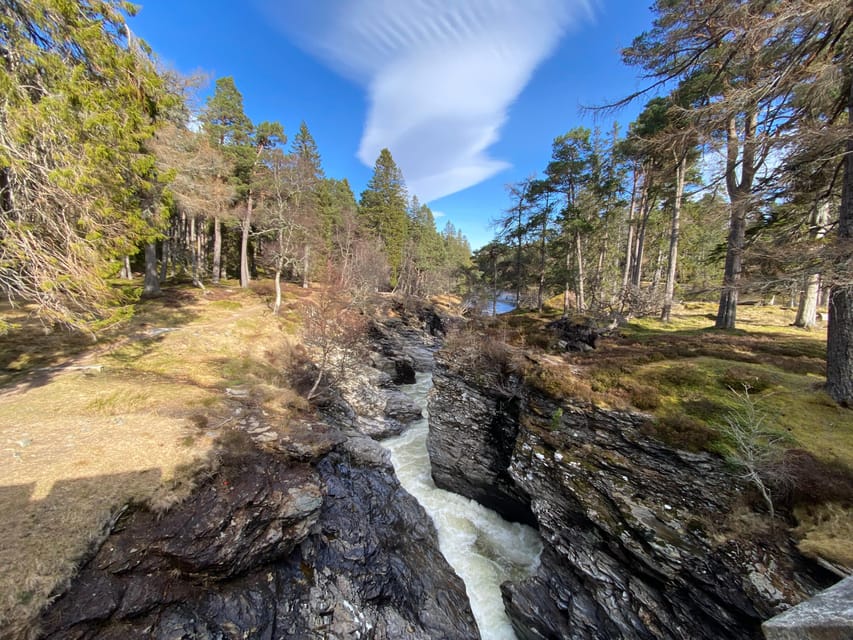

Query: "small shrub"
left=443, top=326, right=522, bottom=378
left=525, top=331, right=554, bottom=350
left=653, top=363, right=707, bottom=388
left=625, top=382, right=661, bottom=410
left=681, top=398, right=729, bottom=421
left=525, top=365, right=595, bottom=404
left=589, top=368, right=622, bottom=393
left=188, top=414, right=208, bottom=429
left=643, top=413, right=717, bottom=452
left=719, top=366, right=777, bottom=393
left=718, top=387, right=784, bottom=519
left=550, top=407, right=564, bottom=430
left=772, top=449, right=853, bottom=509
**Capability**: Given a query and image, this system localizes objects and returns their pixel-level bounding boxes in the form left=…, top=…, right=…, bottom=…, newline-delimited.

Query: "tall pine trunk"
left=795, top=201, right=830, bottom=329
left=575, top=230, right=585, bottom=312
left=142, top=243, right=160, bottom=298
left=190, top=215, right=202, bottom=287
left=661, top=154, right=686, bottom=322
left=622, top=165, right=640, bottom=293
left=537, top=233, right=547, bottom=312
left=120, top=255, right=132, bottom=280
left=492, top=257, right=498, bottom=316
left=302, top=244, right=310, bottom=289
left=563, top=246, right=571, bottom=317
left=160, top=239, right=170, bottom=283
left=240, top=194, right=253, bottom=288
left=715, top=197, right=747, bottom=329
left=274, top=267, right=283, bottom=314
left=796, top=274, right=821, bottom=329
left=212, top=216, right=222, bottom=283
left=632, top=185, right=651, bottom=289
left=716, top=111, right=758, bottom=330
left=826, top=81, right=853, bottom=405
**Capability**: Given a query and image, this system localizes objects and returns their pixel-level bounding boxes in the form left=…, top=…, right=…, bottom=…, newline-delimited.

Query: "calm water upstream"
left=382, top=373, right=542, bottom=640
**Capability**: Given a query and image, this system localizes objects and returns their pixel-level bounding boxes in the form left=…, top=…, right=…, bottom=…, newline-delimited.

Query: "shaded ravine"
left=382, top=373, right=542, bottom=639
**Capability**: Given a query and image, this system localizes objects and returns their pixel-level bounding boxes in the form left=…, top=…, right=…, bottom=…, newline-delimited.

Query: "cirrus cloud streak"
left=257, top=0, right=594, bottom=201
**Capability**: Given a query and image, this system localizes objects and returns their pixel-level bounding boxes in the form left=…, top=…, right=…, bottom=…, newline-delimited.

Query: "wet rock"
left=546, top=317, right=603, bottom=352
left=428, top=351, right=536, bottom=526
left=428, top=358, right=830, bottom=640
left=369, top=320, right=436, bottom=375
left=394, top=356, right=417, bottom=384
left=38, top=436, right=479, bottom=639
left=39, top=452, right=323, bottom=638
left=384, top=389, right=422, bottom=423
left=275, top=439, right=479, bottom=639
left=355, top=415, right=406, bottom=439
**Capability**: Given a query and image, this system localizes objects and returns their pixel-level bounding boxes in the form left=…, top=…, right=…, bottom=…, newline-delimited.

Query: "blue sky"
left=130, top=1, right=654, bottom=249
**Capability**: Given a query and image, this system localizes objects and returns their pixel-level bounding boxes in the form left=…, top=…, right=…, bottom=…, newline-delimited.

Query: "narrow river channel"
left=382, top=373, right=543, bottom=640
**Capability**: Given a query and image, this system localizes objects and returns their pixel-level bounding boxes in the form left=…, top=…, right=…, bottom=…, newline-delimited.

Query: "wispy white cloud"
left=256, top=0, right=594, bottom=201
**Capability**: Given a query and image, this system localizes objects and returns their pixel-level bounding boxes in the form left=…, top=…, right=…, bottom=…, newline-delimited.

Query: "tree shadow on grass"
left=0, top=287, right=205, bottom=393
left=592, top=324, right=827, bottom=377
left=0, top=469, right=164, bottom=639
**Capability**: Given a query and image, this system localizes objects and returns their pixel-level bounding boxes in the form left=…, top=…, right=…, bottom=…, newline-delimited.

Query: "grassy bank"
left=0, top=281, right=309, bottom=637
left=477, top=301, right=853, bottom=570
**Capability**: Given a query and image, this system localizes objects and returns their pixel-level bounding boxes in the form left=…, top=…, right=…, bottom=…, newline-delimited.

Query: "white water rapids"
left=382, top=373, right=543, bottom=640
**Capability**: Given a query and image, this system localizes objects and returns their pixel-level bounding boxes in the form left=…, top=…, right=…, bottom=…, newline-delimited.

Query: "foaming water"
left=383, top=373, right=542, bottom=639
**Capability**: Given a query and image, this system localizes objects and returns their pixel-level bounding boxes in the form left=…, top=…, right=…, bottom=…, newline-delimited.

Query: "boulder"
left=763, top=576, right=853, bottom=640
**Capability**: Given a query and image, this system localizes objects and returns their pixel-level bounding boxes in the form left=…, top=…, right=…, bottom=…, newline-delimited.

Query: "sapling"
left=720, top=386, right=784, bottom=520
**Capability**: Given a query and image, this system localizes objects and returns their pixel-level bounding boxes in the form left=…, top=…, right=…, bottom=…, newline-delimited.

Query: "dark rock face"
left=370, top=319, right=437, bottom=375
left=428, top=351, right=536, bottom=527
left=281, top=437, right=479, bottom=639
left=545, top=317, right=620, bottom=352
left=428, top=357, right=828, bottom=640
left=38, top=436, right=479, bottom=640
left=337, top=360, right=422, bottom=439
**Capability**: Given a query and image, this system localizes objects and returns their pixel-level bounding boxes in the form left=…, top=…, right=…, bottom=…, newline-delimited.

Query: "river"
left=382, top=373, right=542, bottom=639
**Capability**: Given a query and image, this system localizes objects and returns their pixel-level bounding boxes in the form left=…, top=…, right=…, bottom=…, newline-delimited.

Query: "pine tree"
left=546, top=128, right=594, bottom=314
left=0, top=0, right=172, bottom=327
left=239, top=120, right=285, bottom=287
left=623, top=1, right=789, bottom=329
left=201, top=77, right=253, bottom=282
left=202, top=78, right=283, bottom=288
left=359, top=149, right=409, bottom=287
left=289, top=122, right=324, bottom=286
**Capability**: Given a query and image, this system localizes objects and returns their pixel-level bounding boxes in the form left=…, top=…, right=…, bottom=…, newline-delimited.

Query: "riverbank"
left=426, top=305, right=852, bottom=638
left=2, top=284, right=478, bottom=639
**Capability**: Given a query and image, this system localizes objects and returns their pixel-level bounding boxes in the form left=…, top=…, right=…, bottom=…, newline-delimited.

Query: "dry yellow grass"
left=0, top=282, right=303, bottom=637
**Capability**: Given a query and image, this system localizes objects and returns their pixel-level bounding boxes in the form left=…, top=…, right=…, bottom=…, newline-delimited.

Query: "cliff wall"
left=428, top=350, right=827, bottom=639
left=37, top=305, right=478, bottom=640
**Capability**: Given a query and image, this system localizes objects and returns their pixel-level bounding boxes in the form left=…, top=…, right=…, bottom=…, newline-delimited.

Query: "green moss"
left=209, top=300, right=242, bottom=311
left=718, top=365, right=780, bottom=393
left=550, top=407, right=564, bottom=430
left=642, top=413, right=718, bottom=452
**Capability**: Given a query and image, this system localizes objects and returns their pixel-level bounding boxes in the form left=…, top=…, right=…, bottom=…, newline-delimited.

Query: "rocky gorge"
left=35, top=306, right=482, bottom=639
left=428, top=342, right=836, bottom=639
left=34, top=301, right=838, bottom=640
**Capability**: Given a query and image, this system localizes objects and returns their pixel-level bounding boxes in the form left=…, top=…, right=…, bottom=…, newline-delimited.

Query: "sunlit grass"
left=0, top=280, right=306, bottom=637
